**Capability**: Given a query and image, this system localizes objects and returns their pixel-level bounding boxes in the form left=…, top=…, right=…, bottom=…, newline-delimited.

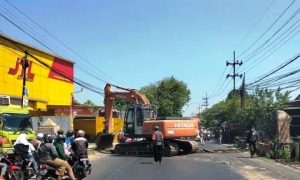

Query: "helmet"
left=76, top=130, right=85, bottom=137
left=37, top=133, right=44, bottom=141
left=66, top=130, right=74, bottom=137
left=57, top=130, right=64, bottom=135
left=57, top=134, right=66, bottom=141
left=154, top=125, right=159, bottom=130
left=43, top=133, right=55, bottom=143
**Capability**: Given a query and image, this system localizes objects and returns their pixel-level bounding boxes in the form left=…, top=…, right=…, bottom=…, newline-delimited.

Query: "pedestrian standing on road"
left=246, top=126, right=258, bottom=158
left=152, top=125, right=164, bottom=164
left=218, top=128, right=223, bottom=145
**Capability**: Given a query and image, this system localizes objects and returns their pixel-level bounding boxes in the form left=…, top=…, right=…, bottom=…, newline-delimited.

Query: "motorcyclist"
left=54, top=134, right=68, bottom=160
left=65, top=130, right=74, bottom=156
left=57, top=129, right=64, bottom=135
left=31, top=133, right=44, bottom=150
left=72, top=130, right=89, bottom=167
left=0, top=137, right=7, bottom=180
left=38, top=133, right=76, bottom=180
left=14, top=133, right=39, bottom=178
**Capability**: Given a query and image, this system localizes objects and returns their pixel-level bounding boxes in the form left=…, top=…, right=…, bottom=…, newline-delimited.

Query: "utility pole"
left=202, top=92, right=208, bottom=110
left=226, top=51, right=243, bottom=90
left=21, top=51, right=29, bottom=107
left=240, top=73, right=246, bottom=109
left=198, top=104, right=201, bottom=115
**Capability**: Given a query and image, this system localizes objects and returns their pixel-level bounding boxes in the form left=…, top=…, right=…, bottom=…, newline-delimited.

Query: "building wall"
left=0, top=35, right=74, bottom=110
left=31, top=116, right=70, bottom=133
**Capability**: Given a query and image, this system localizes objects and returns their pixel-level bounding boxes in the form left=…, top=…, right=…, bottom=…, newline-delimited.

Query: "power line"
left=0, top=7, right=109, bottom=85
left=209, top=67, right=229, bottom=97
left=236, top=0, right=275, bottom=49
left=4, top=0, right=120, bottom=85
left=241, top=20, right=300, bottom=73
left=242, top=7, right=300, bottom=64
left=247, top=53, right=300, bottom=87
left=0, top=31, right=104, bottom=96
left=238, top=0, right=296, bottom=58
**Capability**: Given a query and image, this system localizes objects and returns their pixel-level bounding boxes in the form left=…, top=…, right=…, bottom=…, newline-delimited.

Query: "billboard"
left=0, top=35, right=74, bottom=110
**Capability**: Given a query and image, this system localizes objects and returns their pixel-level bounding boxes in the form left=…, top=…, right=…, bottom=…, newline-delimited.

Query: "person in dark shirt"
left=246, top=127, right=259, bottom=158
left=152, top=126, right=164, bottom=164
left=72, top=130, right=89, bottom=159
left=38, top=134, right=75, bottom=180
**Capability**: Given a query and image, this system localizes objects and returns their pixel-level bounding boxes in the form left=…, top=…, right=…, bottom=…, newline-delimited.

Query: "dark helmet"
left=57, top=130, right=64, bottom=135
left=43, top=133, right=55, bottom=143
left=57, top=134, right=66, bottom=141
left=66, top=130, right=74, bottom=137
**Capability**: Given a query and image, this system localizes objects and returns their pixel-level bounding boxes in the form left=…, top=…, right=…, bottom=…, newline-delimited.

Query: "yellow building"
left=0, top=34, right=74, bottom=111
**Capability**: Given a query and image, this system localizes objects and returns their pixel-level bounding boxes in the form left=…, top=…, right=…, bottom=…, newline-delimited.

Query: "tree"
left=140, top=76, right=191, bottom=117
left=201, top=87, right=290, bottom=139
left=83, top=100, right=96, bottom=106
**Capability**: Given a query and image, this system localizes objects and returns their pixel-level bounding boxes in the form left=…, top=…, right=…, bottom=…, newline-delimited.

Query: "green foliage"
left=201, top=87, right=290, bottom=135
left=267, top=148, right=291, bottom=161
left=140, top=76, right=191, bottom=117
left=83, top=100, right=96, bottom=106
left=113, top=97, right=130, bottom=112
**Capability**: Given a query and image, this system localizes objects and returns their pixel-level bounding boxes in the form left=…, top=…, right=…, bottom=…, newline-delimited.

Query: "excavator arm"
left=104, top=83, right=150, bottom=134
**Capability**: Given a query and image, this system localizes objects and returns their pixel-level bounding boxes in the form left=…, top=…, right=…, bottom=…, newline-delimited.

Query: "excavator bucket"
left=96, top=133, right=115, bottom=150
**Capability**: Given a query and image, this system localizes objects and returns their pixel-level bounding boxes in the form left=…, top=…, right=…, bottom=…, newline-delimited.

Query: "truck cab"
left=0, top=96, right=35, bottom=154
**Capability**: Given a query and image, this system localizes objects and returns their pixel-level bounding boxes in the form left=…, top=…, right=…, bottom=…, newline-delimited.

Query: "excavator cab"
left=124, top=104, right=156, bottom=137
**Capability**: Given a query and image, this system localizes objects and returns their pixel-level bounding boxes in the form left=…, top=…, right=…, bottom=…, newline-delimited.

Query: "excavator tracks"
left=114, top=139, right=199, bottom=156
left=115, top=141, right=153, bottom=156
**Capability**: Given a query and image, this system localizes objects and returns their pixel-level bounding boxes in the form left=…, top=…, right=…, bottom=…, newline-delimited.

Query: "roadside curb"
left=254, top=155, right=300, bottom=171
left=274, top=159, right=300, bottom=171
left=88, top=143, right=107, bottom=160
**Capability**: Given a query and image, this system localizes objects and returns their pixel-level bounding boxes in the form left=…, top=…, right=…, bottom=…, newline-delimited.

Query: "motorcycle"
left=68, top=154, right=92, bottom=180
left=38, top=162, right=67, bottom=180
left=1, top=153, right=24, bottom=180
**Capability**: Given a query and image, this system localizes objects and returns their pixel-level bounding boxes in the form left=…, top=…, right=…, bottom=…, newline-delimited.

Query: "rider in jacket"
left=38, top=134, right=76, bottom=180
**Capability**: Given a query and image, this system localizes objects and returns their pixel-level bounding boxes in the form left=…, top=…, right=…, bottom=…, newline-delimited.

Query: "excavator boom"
left=104, top=83, right=151, bottom=134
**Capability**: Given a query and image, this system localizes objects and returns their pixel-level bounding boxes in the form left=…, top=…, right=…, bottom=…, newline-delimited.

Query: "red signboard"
left=48, top=57, right=74, bottom=83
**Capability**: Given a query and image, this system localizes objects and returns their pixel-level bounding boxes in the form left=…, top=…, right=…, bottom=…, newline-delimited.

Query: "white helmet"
left=37, top=133, right=44, bottom=140
left=76, top=130, right=85, bottom=137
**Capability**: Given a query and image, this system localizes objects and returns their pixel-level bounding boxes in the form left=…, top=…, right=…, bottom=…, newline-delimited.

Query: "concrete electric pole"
left=202, top=93, right=209, bottom=110
left=226, top=51, right=243, bottom=91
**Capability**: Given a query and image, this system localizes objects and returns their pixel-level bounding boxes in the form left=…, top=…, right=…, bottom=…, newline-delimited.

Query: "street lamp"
left=70, top=87, right=83, bottom=130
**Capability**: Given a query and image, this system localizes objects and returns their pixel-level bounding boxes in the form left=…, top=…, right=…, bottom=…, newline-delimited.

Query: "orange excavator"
left=102, top=83, right=200, bottom=156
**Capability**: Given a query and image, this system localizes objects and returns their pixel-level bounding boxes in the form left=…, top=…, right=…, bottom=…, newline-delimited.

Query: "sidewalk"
left=203, top=140, right=300, bottom=171
left=88, top=143, right=105, bottom=160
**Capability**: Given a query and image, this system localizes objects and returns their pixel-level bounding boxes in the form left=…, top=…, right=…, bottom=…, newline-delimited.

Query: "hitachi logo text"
left=174, top=123, right=194, bottom=128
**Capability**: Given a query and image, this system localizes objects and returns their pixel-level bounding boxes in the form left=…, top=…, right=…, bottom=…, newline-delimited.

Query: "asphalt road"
left=86, top=151, right=300, bottom=180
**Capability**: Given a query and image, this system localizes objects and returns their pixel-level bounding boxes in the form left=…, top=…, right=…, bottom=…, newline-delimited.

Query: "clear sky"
left=1, top=0, right=300, bottom=116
